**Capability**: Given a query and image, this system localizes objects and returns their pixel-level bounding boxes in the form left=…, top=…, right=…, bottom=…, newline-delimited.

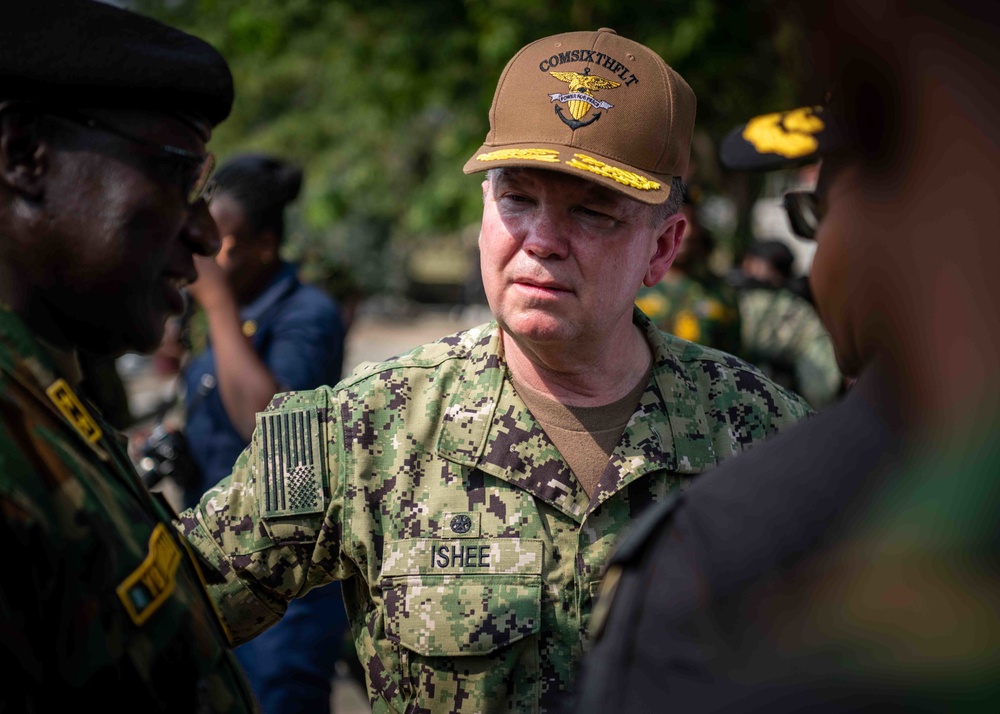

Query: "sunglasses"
left=46, top=110, right=216, bottom=206
left=782, top=190, right=822, bottom=240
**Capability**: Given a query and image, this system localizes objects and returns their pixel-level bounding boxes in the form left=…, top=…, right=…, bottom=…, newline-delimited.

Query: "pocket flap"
left=380, top=538, right=543, bottom=656
left=382, top=575, right=541, bottom=656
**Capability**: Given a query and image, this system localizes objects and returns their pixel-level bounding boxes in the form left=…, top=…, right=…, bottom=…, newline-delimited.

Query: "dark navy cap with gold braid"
left=0, top=0, right=234, bottom=128
left=719, top=105, right=851, bottom=171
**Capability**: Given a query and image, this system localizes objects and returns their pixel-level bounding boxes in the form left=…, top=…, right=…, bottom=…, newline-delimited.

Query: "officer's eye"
left=576, top=205, right=617, bottom=226
left=498, top=192, right=534, bottom=210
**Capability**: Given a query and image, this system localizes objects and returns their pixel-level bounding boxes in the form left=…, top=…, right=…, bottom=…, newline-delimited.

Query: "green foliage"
left=131, top=0, right=802, bottom=295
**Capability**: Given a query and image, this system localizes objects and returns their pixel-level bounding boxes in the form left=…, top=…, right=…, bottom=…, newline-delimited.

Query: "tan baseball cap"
left=463, top=28, right=696, bottom=205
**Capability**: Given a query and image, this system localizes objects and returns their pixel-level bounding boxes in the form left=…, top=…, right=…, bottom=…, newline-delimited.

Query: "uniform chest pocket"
left=380, top=538, right=543, bottom=657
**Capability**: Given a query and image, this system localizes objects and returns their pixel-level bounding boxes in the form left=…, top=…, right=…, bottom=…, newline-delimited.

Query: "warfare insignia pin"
left=549, top=67, right=620, bottom=129
left=450, top=514, right=473, bottom=534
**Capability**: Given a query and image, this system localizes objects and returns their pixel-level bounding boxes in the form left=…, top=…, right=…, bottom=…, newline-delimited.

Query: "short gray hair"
left=649, top=177, right=687, bottom=226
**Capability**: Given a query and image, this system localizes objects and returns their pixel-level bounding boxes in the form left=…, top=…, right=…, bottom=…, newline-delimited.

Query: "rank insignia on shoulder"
left=117, top=523, right=182, bottom=626
left=46, top=378, right=102, bottom=444
left=257, top=408, right=326, bottom=518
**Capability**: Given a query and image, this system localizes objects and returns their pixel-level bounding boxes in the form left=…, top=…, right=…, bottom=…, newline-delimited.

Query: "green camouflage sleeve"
left=791, top=316, right=842, bottom=409
left=738, top=289, right=842, bottom=410
left=175, top=386, right=351, bottom=645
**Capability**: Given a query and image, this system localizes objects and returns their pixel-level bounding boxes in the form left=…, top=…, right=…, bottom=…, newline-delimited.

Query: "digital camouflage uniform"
left=0, top=306, right=259, bottom=713
left=177, top=310, right=811, bottom=713
left=635, top=268, right=742, bottom=356
left=738, top=286, right=842, bottom=409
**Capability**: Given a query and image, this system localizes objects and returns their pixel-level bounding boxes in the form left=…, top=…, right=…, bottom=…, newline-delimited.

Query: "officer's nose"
left=521, top=210, right=570, bottom=260
left=181, top=198, right=222, bottom=258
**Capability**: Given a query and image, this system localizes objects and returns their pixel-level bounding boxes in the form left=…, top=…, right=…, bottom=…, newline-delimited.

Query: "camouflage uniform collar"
left=434, top=313, right=717, bottom=519
left=434, top=322, right=507, bottom=468
left=0, top=305, right=70, bottom=395
left=639, top=307, right=719, bottom=474
left=435, top=322, right=593, bottom=518
left=36, top=334, right=84, bottom=388
left=0, top=306, right=111, bottom=461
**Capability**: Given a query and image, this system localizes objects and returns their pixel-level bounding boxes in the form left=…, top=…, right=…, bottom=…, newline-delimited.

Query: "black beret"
left=0, top=0, right=233, bottom=128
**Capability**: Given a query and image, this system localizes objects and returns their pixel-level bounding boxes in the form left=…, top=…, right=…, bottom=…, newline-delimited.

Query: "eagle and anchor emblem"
left=548, top=67, right=621, bottom=129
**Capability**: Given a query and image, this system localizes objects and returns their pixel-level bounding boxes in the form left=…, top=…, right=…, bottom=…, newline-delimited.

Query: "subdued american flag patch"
left=256, top=408, right=326, bottom=518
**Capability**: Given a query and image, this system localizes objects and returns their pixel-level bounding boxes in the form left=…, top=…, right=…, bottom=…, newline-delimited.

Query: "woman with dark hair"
left=183, top=154, right=354, bottom=714
left=183, top=155, right=347, bottom=483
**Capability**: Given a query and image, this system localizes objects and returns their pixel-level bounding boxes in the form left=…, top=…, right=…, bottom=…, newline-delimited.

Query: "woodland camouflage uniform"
left=0, top=307, right=257, bottom=713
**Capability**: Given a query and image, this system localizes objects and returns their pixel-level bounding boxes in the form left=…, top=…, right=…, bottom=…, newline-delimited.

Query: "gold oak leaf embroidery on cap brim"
left=477, top=148, right=561, bottom=163
left=565, top=154, right=661, bottom=191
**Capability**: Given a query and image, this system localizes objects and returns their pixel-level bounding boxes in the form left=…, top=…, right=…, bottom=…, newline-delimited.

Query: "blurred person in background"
left=183, top=154, right=348, bottom=503
left=733, top=238, right=843, bottom=409
left=183, top=154, right=355, bottom=714
left=569, top=1, right=1000, bottom=711
left=738, top=238, right=795, bottom=289
left=635, top=190, right=742, bottom=355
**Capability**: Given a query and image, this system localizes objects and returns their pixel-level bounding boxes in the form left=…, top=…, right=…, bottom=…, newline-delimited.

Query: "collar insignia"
left=46, top=378, right=102, bottom=444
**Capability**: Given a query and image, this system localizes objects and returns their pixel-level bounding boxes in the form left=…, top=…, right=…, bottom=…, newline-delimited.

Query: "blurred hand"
left=187, top=253, right=233, bottom=311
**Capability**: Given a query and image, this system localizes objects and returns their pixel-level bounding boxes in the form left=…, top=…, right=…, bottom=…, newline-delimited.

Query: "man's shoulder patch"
left=256, top=407, right=326, bottom=518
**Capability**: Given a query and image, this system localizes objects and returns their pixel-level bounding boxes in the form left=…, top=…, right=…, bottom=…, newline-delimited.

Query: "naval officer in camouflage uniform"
left=0, top=2, right=259, bottom=711
left=177, top=29, right=810, bottom=713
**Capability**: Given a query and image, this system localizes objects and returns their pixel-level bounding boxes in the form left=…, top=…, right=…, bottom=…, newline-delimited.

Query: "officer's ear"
left=643, top=210, right=686, bottom=287
left=0, top=104, right=48, bottom=200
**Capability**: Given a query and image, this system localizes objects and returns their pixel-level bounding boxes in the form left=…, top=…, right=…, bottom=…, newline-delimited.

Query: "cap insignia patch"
left=566, top=154, right=661, bottom=191
left=548, top=67, right=621, bottom=129
left=743, top=107, right=825, bottom=159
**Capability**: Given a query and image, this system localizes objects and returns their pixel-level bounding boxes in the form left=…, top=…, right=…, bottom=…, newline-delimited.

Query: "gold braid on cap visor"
left=565, top=154, right=660, bottom=190
left=476, top=149, right=660, bottom=191
left=477, top=148, right=561, bottom=163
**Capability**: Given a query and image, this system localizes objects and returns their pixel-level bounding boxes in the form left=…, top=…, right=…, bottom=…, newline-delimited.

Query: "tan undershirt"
left=512, top=364, right=653, bottom=498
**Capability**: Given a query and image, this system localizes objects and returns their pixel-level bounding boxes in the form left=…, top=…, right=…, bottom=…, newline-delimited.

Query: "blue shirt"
left=183, top=261, right=345, bottom=506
